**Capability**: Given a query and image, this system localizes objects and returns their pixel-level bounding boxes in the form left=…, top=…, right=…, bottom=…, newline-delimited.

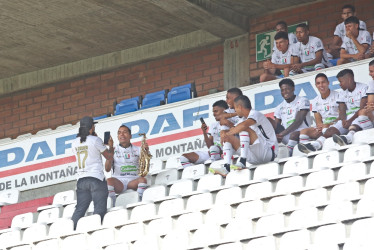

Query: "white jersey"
left=207, top=121, right=221, bottom=146
left=274, top=96, right=311, bottom=129
left=112, top=144, right=141, bottom=178
left=292, top=36, right=331, bottom=67
left=337, top=82, right=368, bottom=117
left=341, top=30, right=372, bottom=55
left=367, top=80, right=374, bottom=95
left=271, top=44, right=294, bottom=65
left=71, top=135, right=107, bottom=181
left=334, top=20, right=367, bottom=39
left=273, top=33, right=298, bottom=51
left=247, top=109, right=279, bottom=154
left=311, top=90, right=340, bottom=124
left=223, top=108, right=241, bottom=126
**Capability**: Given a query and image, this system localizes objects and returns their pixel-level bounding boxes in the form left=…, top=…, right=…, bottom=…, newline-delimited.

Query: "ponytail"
left=77, top=127, right=90, bottom=143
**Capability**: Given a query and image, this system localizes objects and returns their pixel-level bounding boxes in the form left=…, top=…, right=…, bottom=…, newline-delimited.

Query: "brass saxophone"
left=138, top=133, right=152, bottom=177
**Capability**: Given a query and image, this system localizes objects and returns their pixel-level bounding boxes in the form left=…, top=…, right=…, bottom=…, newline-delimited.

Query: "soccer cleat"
left=333, top=134, right=348, bottom=146
left=297, top=143, right=316, bottom=154
left=208, top=166, right=228, bottom=177
left=230, top=161, right=246, bottom=170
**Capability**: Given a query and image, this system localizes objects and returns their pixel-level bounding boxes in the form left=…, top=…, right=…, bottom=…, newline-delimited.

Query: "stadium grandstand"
left=1, top=0, right=374, bottom=249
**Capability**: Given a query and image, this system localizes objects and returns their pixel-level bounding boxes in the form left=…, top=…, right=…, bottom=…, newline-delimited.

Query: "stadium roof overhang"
left=0, top=0, right=318, bottom=86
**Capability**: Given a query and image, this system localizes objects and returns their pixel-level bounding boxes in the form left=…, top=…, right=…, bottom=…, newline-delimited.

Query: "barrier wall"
left=0, top=59, right=372, bottom=192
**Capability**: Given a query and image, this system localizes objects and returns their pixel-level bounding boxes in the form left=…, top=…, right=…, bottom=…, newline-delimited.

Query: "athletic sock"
left=223, top=142, right=234, bottom=165
left=108, top=185, right=116, bottom=207
left=312, top=136, right=325, bottom=150
left=287, top=139, right=298, bottom=156
left=179, top=155, right=193, bottom=168
left=239, top=131, right=250, bottom=160
left=299, top=134, right=310, bottom=144
left=209, top=145, right=221, bottom=161
left=345, top=131, right=355, bottom=144
left=137, top=183, right=148, bottom=200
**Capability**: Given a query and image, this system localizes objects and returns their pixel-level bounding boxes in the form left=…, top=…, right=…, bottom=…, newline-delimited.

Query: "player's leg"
left=208, top=145, right=222, bottom=161
left=107, top=177, right=125, bottom=206
left=234, top=128, right=259, bottom=168
left=287, top=131, right=300, bottom=156
left=180, top=152, right=199, bottom=168
left=72, top=178, right=92, bottom=229
left=299, top=127, right=322, bottom=144
left=334, top=110, right=374, bottom=145
left=260, top=71, right=277, bottom=82
left=91, top=178, right=109, bottom=223
left=127, top=176, right=148, bottom=200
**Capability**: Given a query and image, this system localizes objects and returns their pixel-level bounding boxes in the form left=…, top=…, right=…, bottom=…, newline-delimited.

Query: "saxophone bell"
left=138, top=133, right=152, bottom=177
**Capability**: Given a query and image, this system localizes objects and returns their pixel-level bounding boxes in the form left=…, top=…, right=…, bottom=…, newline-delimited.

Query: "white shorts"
left=330, top=120, right=349, bottom=135
left=112, top=175, right=139, bottom=192
left=245, top=134, right=274, bottom=165
left=194, top=151, right=210, bottom=164
left=352, top=115, right=374, bottom=130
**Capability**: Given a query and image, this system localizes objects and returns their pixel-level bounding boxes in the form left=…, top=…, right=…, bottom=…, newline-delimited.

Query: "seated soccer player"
left=297, top=73, right=339, bottom=150
left=268, top=78, right=311, bottom=156
left=298, top=69, right=370, bottom=153
left=291, top=23, right=332, bottom=74
left=333, top=62, right=374, bottom=145
left=273, top=21, right=298, bottom=51
left=330, top=4, right=367, bottom=58
left=217, top=87, right=243, bottom=133
left=179, top=100, right=228, bottom=167
left=337, top=16, right=372, bottom=65
left=260, top=31, right=294, bottom=82
left=209, top=95, right=278, bottom=176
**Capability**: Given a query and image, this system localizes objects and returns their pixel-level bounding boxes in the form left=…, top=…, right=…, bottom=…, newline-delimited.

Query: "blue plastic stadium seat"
left=94, top=114, right=110, bottom=120
left=115, top=96, right=141, bottom=115
left=167, top=83, right=196, bottom=104
left=140, top=90, right=167, bottom=110
left=329, top=59, right=338, bottom=67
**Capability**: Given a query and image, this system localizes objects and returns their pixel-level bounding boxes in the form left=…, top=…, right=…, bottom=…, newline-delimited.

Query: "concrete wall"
left=0, top=44, right=224, bottom=139
left=248, top=0, right=374, bottom=82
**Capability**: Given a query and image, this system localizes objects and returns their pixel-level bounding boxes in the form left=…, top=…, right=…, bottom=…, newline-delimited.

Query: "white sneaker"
left=230, top=161, right=246, bottom=170
left=208, top=166, right=228, bottom=177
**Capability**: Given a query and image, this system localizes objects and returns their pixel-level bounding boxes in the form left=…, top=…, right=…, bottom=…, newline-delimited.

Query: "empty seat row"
left=114, top=83, right=196, bottom=115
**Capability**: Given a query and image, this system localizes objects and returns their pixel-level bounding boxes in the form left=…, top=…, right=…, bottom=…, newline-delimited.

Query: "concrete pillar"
left=224, top=33, right=250, bottom=90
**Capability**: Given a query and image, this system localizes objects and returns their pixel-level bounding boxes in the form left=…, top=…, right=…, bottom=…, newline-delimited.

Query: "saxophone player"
left=105, top=125, right=149, bottom=206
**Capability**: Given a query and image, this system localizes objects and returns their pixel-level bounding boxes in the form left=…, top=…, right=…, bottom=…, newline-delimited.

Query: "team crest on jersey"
left=349, top=98, right=354, bottom=104
left=282, top=58, right=287, bottom=63
left=324, top=105, right=330, bottom=111
left=287, top=108, right=292, bottom=115
left=305, top=50, right=310, bottom=56
left=125, top=153, right=130, bottom=159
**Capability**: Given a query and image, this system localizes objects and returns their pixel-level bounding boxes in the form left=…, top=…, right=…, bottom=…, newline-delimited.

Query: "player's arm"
left=351, top=36, right=370, bottom=55
left=280, top=109, right=309, bottom=136
left=300, top=50, right=323, bottom=67
left=104, top=137, right=114, bottom=172
left=314, top=112, right=324, bottom=127
left=331, top=36, right=343, bottom=50
left=226, top=118, right=256, bottom=136
left=339, top=48, right=357, bottom=60
left=202, top=123, right=214, bottom=148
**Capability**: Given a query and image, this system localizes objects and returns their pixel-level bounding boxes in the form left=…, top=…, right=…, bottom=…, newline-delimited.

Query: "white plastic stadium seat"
left=48, top=218, right=74, bottom=237
left=118, top=222, right=145, bottom=243
left=142, top=184, right=167, bottom=202
left=169, top=179, right=194, bottom=196
left=329, top=182, right=360, bottom=202
left=189, top=223, right=222, bottom=248
left=225, top=168, right=251, bottom=186
left=37, top=207, right=63, bottom=224
left=146, top=216, right=173, bottom=236
left=175, top=211, right=204, bottom=231
left=235, top=200, right=264, bottom=220
left=165, top=156, right=182, bottom=169
left=224, top=218, right=254, bottom=241
left=186, top=192, right=213, bottom=211
left=37, top=190, right=76, bottom=211
left=62, top=203, right=76, bottom=219
left=34, top=239, right=60, bottom=250
left=255, top=213, right=285, bottom=235
left=215, top=186, right=242, bottom=205
left=253, top=162, right=280, bottom=180
left=279, top=229, right=311, bottom=250
left=162, top=228, right=190, bottom=250
left=76, top=214, right=101, bottom=233
left=305, top=169, right=335, bottom=188
left=131, top=235, right=160, bottom=250
left=282, top=156, right=309, bottom=174
left=115, top=190, right=139, bottom=208
left=244, top=181, right=273, bottom=200
left=205, top=204, right=232, bottom=225
left=274, top=176, right=303, bottom=195
left=266, top=194, right=296, bottom=214
left=287, top=207, right=319, bottom=229
left=344, top=218, right=374, bottom=250
left=245, top=236, right=277, bottom=250
left=337, top=162, right=367, bottom=182
left=105, top=243, right=131, bottom=250
left=363, top=178, right=374, bottom=197
left=154, top=168, right=179, bottom=185
left=21, top=223, right=48, bottom=244
left=216, top=242, right=243, bottom=250
left=352, top=128, right=374, bottom=144
left=196, top=174, right=223, bottom=191
left=0, top=229, right=22, bottom=249
left=149, top=158, right=164, bottom=173
left=343, top=144, right=371, bottom=162
left=88, top=227, right=116, bottom=249
left=130, top=203, right=157, bottom=221
left=312, top=150, right=340, bottom=169
left=0, top=189, right=20, bottom=206
left=321, top=201, right=353, bottom=222
left=11, top=212, right=37, bottom=229
left=297, top=188, right=328, bottom=208
left=313, top=223, right=346, bottom=245
left=181, top=164, right=207, bottom=179
left=158, top=197, right=185, bottom=217
left=103, top=208, right=129, bottom=228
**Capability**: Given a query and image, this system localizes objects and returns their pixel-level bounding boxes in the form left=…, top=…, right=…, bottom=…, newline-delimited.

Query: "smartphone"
left=104, top=131, right=110, bottom=145
left=199, top=117, right=206, bottom=125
